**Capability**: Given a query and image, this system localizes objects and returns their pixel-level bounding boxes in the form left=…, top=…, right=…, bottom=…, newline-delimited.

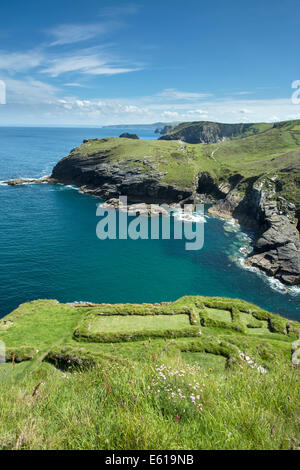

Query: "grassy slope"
left=72, top=120, right=300, bottom=207
left=0, top=297, right=299, bottom=450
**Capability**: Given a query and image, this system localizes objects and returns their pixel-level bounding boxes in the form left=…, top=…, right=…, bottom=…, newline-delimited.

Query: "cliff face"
left=155, top=124, right=175, bottom=135
left=51, top=139, right=192, bottom=203
left=159, top=121, right=272, bottom=144
left=208, top=177, right=300, bottom=286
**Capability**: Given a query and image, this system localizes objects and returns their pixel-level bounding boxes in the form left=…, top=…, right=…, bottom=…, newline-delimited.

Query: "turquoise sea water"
left=0, top=127, right=299, bottom=320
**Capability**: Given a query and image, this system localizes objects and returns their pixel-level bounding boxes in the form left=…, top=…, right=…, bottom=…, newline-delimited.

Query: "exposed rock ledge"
left=100, top=198, right=197, bottom=219
left=3, top=176, right=56, bottom=186
left=101, top=198, right=169, bottom=216
left=208, top=178, right=300, bottom=286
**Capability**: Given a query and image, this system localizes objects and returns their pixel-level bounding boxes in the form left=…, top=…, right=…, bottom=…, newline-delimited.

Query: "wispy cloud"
left=46, top=22, right=119, bottom=46
left=0, top=50, right=43, bottom=73
left=84, top=66, right=141, bottom=76
left=41, top=54, right=105, bottom=77
left=229, top=91, right=253, bottom=96
left=4, top=77, right=59, bottom=103
left=41, top=49, right=141, bottom=77
left=161, top=110, right=180, bottom=119
left=98, top=4, right=140, bottom=18
left=64, top=82, right=87, bottom=88
left=184, top=109, right=208, bottom=117
left=46, top=4, right=140, bottom=47
left=0, top=42, right=141, bottom=79
left=157, top=88, right=213, bottom=100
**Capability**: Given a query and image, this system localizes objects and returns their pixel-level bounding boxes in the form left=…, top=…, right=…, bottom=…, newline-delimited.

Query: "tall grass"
left=0, top=357, right=299, bottom=450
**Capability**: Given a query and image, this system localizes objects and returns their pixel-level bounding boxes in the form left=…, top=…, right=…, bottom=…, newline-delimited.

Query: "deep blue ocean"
left=0, top=127, right=299, bottom=320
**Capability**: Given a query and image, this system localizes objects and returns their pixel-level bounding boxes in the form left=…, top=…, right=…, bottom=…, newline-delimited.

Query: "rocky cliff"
left=155, top=124, right=176, bottom=135
left=159, top=121, right=273, bottom=144
left=208, top=177, right=300, bottom=285
left=51, top=138, right=192, bottom=203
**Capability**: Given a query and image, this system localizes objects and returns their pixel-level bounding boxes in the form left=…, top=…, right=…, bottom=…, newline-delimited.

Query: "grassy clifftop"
left=0, top=297, right=299, bottom=450
left=159, top=120, right=274, bottom=144
left=53, top=120, right=300, bottom=209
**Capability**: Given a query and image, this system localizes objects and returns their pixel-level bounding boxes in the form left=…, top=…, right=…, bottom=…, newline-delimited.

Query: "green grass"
left=181, top=351, right=227, bottom=373
left=0, top=295, right=299, bottom=450
left=206, top=308, right=232, bottom=323
left=0, top=300, right=83, bottom=352
left=88, top=314, right=190, bottom=333
left=239, top=311, right=268, bottom=329
left=0, top=355, right=299, bottom=450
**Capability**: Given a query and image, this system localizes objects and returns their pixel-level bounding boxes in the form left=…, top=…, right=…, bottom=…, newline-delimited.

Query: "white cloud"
left=161, top=111, right=179, bottom=119
left=64, top=82, right=87, bottom=88
left=269, top=115, right=280, bottom=122
left=0, top=44, right=141, bottom=79
left=55, top=98, right=149, bottom=115
left=41, top=54, right=105, bottom=77
left=0, top=50, right=43, bottom=73
left=0, top=80, right=6, bottom=104
left=84, top=66, right=141, bottom=75
left=48, top=97, right=300, bottom=125
left=0, top=15, right=143, bottom=95
left=184, top=109, right=208, bottom=116
left=47, top=22, right=117, bottom=46
left=1, top=69, right=299, bottom=126
left=230, top=91, right=253, bottom=96
left=239, top=108, right=253, bottom=114
left=99, top=4, right=140, bottom=18
left=41, top=50, right=141, bottom=77
left=4, top=77, right=59, bottom=103
left=157, top=88, right=212, bottom=100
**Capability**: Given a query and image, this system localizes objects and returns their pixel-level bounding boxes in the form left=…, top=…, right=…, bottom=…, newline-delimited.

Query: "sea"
left=0, top=126, right=299, bottom=320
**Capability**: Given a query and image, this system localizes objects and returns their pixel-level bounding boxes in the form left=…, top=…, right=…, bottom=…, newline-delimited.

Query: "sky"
left=0, top=0, right=300, bottom=126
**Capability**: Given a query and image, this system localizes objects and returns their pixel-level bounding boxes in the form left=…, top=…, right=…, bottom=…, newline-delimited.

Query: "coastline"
left=221, top=217, right=300, bottom=297
left=2, top=175, right=300, bottom=298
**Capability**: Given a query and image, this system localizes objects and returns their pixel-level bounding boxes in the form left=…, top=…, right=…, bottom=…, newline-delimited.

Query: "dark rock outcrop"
left=51, top=147, right=192, bottom=204
left=197, top=172, right=229, bottom=199
left=119, top=133, right=139, bottom=140
left=246, top=207, right=300, bottom=286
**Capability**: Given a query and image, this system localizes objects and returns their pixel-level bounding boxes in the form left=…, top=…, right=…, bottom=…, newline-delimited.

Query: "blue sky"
left=0, top=0, right=300, bottom=126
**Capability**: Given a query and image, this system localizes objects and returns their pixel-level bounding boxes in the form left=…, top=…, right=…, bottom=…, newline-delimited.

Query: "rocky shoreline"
left=3, top=139, right=300, bottom=288
left=208, top=178, right=300, bottom=286
left=3, top=176, right=56, bottom=186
